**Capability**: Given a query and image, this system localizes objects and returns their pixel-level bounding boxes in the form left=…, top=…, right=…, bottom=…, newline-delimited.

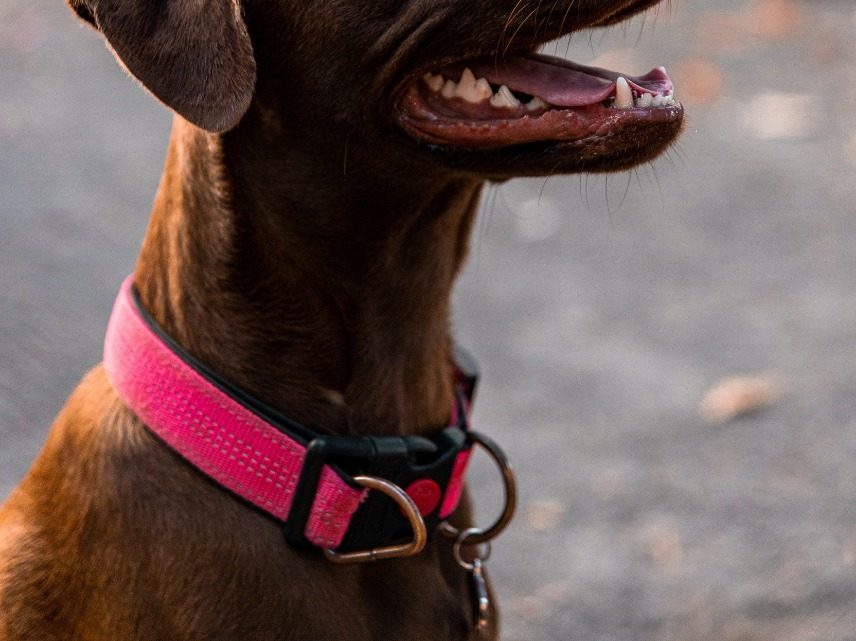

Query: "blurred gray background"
left=2, top=1, right=854, bottom=639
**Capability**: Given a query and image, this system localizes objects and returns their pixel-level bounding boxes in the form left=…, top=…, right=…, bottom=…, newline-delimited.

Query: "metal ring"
left=323, top=475, right=428, bottom=563
left=452, top=527, right=493, bottom=571
left=438, top=430, right=517, bottom=545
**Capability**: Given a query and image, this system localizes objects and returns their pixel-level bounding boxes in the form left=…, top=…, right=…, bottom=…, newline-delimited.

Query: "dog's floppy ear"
left=67, top=0, right=256, bottom=133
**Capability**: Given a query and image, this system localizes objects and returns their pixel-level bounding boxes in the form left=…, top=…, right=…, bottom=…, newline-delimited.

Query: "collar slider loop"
left=323, top=475, right=428, bottom=563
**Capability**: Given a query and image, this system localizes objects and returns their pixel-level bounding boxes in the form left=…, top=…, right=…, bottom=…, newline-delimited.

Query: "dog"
left=0, top=0, right=683, bottom=639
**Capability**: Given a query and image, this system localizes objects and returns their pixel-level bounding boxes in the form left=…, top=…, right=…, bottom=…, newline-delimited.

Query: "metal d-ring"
left=437, top=430, right=517, bottom=546
left=323, top=475, right=428, bottom=564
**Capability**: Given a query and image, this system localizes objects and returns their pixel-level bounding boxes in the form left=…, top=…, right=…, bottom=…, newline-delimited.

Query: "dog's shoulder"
left=0, top=367, right=308, bottom=639
left=0, top=367, right=144, bottom=639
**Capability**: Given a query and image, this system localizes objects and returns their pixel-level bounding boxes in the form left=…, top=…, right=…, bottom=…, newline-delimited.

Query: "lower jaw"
left=408, top=121, right=686, bottom=179
left=396, top=85, right=684, bottom=151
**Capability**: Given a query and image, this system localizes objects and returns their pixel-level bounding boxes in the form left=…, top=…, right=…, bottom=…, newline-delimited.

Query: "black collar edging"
left=131, top=286, right=479, bottom=554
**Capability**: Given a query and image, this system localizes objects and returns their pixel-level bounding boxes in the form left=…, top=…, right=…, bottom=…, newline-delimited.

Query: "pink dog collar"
left=103, top=276, right=475, bottom=553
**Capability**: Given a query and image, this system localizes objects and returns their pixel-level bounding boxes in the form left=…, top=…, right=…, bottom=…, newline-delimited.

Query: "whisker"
left=538, top=177, right=550, bottom=205
left=556, top=0, right=577, bottom=46
left=502, top=6, right=540, bottom=59
left=496, top=0, right=531, bottom=66
left=616, top=170, right=633, bottom=210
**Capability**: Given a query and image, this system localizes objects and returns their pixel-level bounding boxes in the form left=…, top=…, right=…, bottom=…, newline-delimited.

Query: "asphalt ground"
left=2, top=1, right=855, bottom=639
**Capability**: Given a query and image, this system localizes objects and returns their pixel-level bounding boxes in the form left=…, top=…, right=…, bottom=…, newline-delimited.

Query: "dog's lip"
left=397, top=88, right=682, bottom=150
left=392, top=51, right=682, bottom=150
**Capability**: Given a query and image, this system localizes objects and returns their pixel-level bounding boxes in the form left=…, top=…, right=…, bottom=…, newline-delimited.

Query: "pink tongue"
left=461, top=53, right=673, bottom=107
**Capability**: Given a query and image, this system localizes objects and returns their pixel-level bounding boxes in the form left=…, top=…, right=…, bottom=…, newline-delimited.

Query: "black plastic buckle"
left=283, top=426, right=469, bottom=553
left=283, top=432, right=440, bottom=548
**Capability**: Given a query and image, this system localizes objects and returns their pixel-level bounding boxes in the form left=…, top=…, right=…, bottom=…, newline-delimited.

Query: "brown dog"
left=0, top=0, right=682, bottom=639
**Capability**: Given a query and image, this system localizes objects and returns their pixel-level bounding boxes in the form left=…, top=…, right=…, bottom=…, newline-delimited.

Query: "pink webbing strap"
left=439, top=449, right=472, bottom=519
left=103, top=276, right=365, bottom=549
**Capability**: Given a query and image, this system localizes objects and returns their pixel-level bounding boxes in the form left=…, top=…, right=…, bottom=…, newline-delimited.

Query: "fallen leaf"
left=700, top=374, right=781, bottom=423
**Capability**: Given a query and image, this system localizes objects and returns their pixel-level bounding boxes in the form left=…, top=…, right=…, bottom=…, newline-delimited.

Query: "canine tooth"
left=490, top=85, right=521, bottom=108
left=637, top=93, right=653, bottom=108
left=651, top=94, right=664, bottom=107
left=614, top=77, right=633, bottom=109
left=527, top=97, right=549, bottom=111
left=423, top=73, right=444, bottom=93
left=441, top=79, right=457, bottom=99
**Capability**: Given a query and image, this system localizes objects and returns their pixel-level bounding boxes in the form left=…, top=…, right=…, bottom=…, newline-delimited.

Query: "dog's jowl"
left=0, top=1, right=683, bottom=639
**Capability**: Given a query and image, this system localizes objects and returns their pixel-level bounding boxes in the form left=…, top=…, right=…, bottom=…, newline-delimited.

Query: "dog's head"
left=67, top=0, right=682, bottom=178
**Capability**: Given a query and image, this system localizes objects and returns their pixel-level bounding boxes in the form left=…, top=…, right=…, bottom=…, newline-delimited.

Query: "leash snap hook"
left=437, top=431, right=517, bottom=545
left=323, top=475, right=428, bottom=564
left=453, top=527, right=493, bottom=636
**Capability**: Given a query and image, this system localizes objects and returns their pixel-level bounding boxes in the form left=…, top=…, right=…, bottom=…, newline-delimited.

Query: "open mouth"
left=395, top=51, right=683, bottom=152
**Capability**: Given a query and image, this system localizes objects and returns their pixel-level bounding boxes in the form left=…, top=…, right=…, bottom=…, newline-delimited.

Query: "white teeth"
left=612, top=80, right=677, bottom=110
left=635, top=92, right=678, bottom=108
left=473, top=78, right=493, bottom=102
left=454, top=68, right=479, bottom=102
left=425, top=67, right=676, bottom=114
left=460, top=68, right=477, bottom=87
left=423, top=69, right=553, bottom=112
left=614, top=77, right=634, bottom=109
left=422, top=73, right=444, bottom=93
left=527, top=97, right=550, bottom=111
left=490, top=85, right=521, bottom=109
left=450, top=68, right=494, bottom=103
left=441, top=79, right=457, bottom=99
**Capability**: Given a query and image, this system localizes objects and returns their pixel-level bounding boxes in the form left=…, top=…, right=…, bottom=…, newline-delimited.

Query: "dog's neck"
left=134, top=118, right=482, bottom=438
